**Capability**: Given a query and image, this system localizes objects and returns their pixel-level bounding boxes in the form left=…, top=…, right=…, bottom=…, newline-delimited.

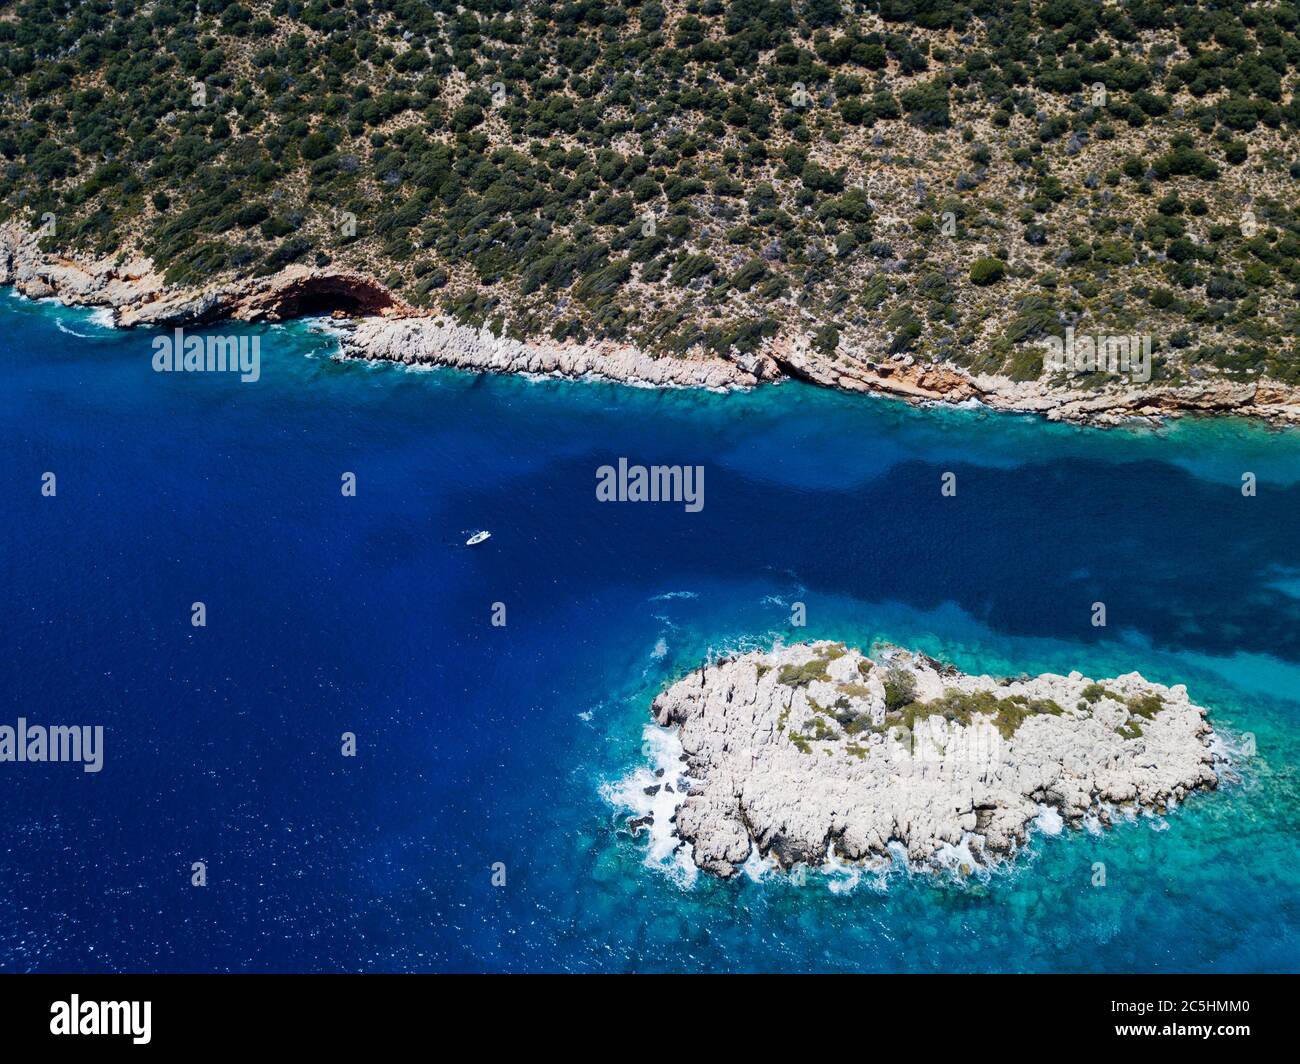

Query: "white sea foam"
left=741, top=842, right=776, bottom=882
left=1034, top=805, right=1064, bottom=836
left=697, top=631, right=788, bottom=667
left=304, top=316, right=349, bottom=339
left=648, top=590, right=698, bottom=602
left=1207, top=728, right=1251, bottom=787
left=651, top=637, right=668, bottom=660
left=933, top=832, right=986, bottom=874
left=821, top=843, right=864, bottom=894
left=886, top=840, right=910, bottom=866
left=54, top=319, right=94, bottom=339
left=602, top=723, right=696, bottom=888
left=573, top=369, right=722, bottom=392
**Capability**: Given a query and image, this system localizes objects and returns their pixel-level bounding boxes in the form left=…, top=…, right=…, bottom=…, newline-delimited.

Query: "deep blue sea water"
left=2, top=292, right=1298, bottom=972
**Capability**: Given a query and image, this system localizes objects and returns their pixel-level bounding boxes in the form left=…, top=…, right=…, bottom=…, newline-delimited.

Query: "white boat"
left=465, top=530, right=491, bottom=546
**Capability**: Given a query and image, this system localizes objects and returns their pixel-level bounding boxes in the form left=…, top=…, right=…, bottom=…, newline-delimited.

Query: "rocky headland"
left=0, top=222, right=404, bottom=329
left=642, top=641, right=1222, bottom=878
left=4, top=222, right=1297, bottom=423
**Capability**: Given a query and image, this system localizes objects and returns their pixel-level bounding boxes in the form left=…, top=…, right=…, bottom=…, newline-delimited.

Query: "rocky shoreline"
left=769, top=331, right=1300, bottom=428
left=337, top=316, right=777, bottom=390
left=4, top=223, right=1297, bottom=423
left=641, top=641, right=1222, bottom=878
left=0, top=223, right=404, bottom=329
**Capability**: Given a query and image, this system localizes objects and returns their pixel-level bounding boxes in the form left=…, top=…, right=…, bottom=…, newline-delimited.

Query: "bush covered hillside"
left=2, top=0, right=1299, bottom=385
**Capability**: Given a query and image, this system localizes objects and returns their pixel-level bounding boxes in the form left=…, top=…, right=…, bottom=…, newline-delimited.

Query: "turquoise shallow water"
left=1, top=292, right=1298, bottom=972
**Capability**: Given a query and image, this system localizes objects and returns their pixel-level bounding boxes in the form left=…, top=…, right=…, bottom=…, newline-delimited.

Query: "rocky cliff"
left=768, top=331, right=1300, bottom=427
left=644, top=641, right=1222, bottom=878
left=5, top=221, right=1298, bottom=423
left=0, top=223, right=406, bottom=327
left=339, top=316, right=778, bottom=390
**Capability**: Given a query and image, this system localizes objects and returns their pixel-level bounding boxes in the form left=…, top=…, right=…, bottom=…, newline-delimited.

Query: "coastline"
left=640, top=641, right=1223, bottom=880
left=5, top=289, right=1298, bottom=971
left=4, top=224, right=1297, bottom=426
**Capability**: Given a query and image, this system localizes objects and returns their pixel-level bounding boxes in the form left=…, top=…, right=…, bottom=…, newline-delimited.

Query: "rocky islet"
left=640, top=641, right=1223, bottom=878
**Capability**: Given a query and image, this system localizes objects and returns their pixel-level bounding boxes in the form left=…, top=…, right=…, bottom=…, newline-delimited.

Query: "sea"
left=2, top=292, right=1297, bottom=972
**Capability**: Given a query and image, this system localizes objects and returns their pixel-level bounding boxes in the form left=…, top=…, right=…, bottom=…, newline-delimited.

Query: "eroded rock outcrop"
left=765, top=330, right=1300, bottom=427
left=340, top=316, right=780, bottom=390
left=5, top=221, right=1297, bottom=422
left=0, top=223, right=407, bottom=327
left=646, top=641, right=1221, bottom=877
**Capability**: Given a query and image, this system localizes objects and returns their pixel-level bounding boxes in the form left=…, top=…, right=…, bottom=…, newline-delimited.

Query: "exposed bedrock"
left=0, top=223, right=408, bottom=326
left=647, top=641, right=1222, bottom=878
left=338, top=315, right=779, bottom=389
left=6, top=222, right=1297, bottom=422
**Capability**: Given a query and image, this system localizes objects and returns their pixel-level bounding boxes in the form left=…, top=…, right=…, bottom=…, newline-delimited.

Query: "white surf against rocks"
left=634, top=641, right=1223, bottom=879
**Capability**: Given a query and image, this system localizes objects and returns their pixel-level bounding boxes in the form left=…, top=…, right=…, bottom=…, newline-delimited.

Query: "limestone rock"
left=648, top=641, right=1222, bottom=877
left=6, top=220, right=1296, bottom=423
left=340, top=316, right=779, bottom=390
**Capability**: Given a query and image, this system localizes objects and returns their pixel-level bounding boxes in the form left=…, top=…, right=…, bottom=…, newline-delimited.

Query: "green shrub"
left=882, top=668, right=917, bottom=711
left=969, top=257, right=1006, bottom=285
